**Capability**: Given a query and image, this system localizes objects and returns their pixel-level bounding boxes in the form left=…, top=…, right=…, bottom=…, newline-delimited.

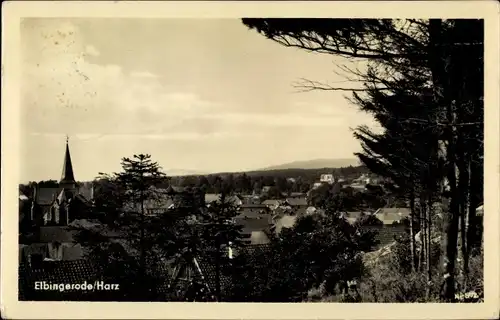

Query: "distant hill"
left=261, top=158, right=361, bottom=171
left=165, top=169, right=207, bottom=177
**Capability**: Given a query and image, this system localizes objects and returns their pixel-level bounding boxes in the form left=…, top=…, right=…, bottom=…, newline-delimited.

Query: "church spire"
left=60, top=136, right=76, bottom=185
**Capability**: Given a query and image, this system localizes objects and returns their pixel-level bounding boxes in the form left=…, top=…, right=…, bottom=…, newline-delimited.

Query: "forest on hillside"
left=20, top=165, right=371, bottom=197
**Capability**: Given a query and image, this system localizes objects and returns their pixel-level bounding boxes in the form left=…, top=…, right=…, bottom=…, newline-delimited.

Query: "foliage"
left=242, top=17, right=484, bottom=301
left=72, top=154, right=171, bottom=300
left=228, top=211, right=373, bottom=302
left=167, top=166, right=370, bottom=195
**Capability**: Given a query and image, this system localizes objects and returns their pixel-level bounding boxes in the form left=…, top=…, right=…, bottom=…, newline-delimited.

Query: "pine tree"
left=73, top=154, right=169, bottom=300
left=242, top=18, right=484, bottom=301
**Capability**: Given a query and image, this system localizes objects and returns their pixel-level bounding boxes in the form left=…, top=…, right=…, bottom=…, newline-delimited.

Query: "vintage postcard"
left=1, top=1, right=499, bottom=319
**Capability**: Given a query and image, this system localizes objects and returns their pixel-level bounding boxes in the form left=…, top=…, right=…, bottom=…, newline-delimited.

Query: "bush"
left=357, top=233, right=442, bottom=302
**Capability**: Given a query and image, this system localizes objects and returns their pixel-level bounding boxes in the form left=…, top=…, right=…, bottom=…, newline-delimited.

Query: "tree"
left=201, top=191, right=243, bottom=300
left=73, top=154, right=169, bottom=300
left=168, top=189, right=243, bottom=301
left=230, top=210, right=373, bottom=301
left=242, top=18, right=484, bottom=301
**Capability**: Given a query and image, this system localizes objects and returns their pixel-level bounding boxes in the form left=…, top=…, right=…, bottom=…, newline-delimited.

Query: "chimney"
left=227, top=242, right=234, bottom=259
left=90, top=182, right=95, bottom=201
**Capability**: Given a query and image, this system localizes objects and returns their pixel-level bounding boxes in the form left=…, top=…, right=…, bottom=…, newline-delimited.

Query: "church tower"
left=59, top=136, right=77, bottom=191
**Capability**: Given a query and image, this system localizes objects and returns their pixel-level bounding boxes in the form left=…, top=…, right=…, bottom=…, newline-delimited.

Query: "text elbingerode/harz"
left=34, top=281, right=120, bottom=292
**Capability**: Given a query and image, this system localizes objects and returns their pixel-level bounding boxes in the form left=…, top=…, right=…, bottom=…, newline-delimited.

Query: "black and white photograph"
left=2, top=1, right=499, bottom=319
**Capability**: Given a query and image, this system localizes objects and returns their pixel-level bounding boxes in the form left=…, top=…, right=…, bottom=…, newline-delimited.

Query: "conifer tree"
left=242, top=18, right=484, bottom=300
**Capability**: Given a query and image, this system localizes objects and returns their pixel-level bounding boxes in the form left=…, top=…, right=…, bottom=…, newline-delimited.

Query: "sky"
left=20, top=18, right=377, bottom=182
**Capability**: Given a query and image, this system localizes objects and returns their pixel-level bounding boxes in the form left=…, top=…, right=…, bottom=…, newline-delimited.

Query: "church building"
left=30, top=139, right=94, bottom=227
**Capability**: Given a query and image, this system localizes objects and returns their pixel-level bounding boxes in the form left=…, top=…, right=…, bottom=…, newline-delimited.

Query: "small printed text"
left=34, top=281, right=120, bottom=292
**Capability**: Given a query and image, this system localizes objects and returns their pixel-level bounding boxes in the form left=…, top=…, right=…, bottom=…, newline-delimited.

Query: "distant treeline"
left=20, top=166, right=371, bottom=197
left=167, top=166, right=371, bottom=195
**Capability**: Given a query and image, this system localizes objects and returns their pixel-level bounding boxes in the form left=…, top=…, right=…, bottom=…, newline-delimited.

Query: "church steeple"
left=60, top=136, right=76, bottom=187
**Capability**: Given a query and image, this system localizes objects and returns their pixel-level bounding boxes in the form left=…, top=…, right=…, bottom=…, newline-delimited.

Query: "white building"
left=320, top=174, right=335, bottom=184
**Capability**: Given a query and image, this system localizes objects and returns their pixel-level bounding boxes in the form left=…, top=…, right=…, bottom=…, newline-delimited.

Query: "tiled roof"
left=346, top=217, right=358, bottom=225
left=37, top=226, right=78, bottom=243
left=20, top=243, right=84, bottom=262
left=205, top=193, right=220, bottom=203
left=273, top=214, right=297, bottom=233
left=78, top=183, right=94, bottom=201
left=193, top=255, right=233, bottom=296
left=476, top=205, right=483, bottom=216
left=240, top=203, right=268, bottom=208
left=247, top=231, right=270, bottom=245
left=19, top=259, right=173, bottom=301
left=19, top=192, right=29, bottom=201
left=36, top=186, right=92, bottom=206
left=375, top=208, right=411, bottom=224
left=236, top=208, right=270, bottom=219
left=205, top=194, right=241, bottom=206
left=342, top=211, right=366, bottom=225
left=74, top=194, right=92, bottom=206
left=36, top=188, right=60, bottom=205
left=235, top=215, right=272, bottom=232
left=262, top=200, right=281, bottom=206
left=68, top=219, right=124, bottom=238
left=144, top=197, right=175, bottom=210
left=285, top=198, right=308, bottom=206
left=192, top=244, right=273, bottom=299
left=289, top=192, right=306, bottom=198
left=360, top=225, right=408, bottom=250
left=19, top=260, right=100, bottom=300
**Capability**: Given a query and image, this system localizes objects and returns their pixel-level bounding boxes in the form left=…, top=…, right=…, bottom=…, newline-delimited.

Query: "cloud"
left=199, top=112, right=347, bottom=128
left=85, top=44, right=100, bottom=57
left=21, top=20, right=222, bottom=137
left=30, top=131, right=266, bottom=142
left=21, top=19, right=371, bottom=143
left=129, top=71, right=159, bottom=79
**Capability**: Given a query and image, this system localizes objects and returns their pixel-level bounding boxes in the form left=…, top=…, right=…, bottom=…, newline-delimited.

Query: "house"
left=312, top=182, right=324, bottom=190
left=143, top=189, right=176, bottom=215
left=361, top=224, right=409, bottom=250
left=167, top=244, right=273, bottom=301
left=273, top=214, right=297, bottom=234
left=353, top=174, right=371, bottom=185
left=261, top=199, right=282, bottom=210
left=261, top=186, right=273, bottom=194
left=283, top=197, right=309, bottom=215
left=374, top=207, right=411, bottom=225
left=347, top=183, right=367, bottom=192
left=19, top=225, right=84, bottom=264
left=341, top=211, right=366, bottom=225
left=234, top=205, right=273, bottom=245
left=476, top=204, right=484, bottom=217
left=320, top=174, right=335, bottom=184
left=237, top=204, right=270, bottom=217
left=286, top=177, right=296, bottom=183
left=284, top=197, right=308, bottom=208
left=143, top=186, right=205, bottom=214
left=240, top=194, right=261, bottom=205
left=204, top=193, right=243, bottom=207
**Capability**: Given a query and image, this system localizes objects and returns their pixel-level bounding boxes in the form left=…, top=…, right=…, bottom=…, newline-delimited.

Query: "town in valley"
left=17, top=17, right=485, bottom=303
